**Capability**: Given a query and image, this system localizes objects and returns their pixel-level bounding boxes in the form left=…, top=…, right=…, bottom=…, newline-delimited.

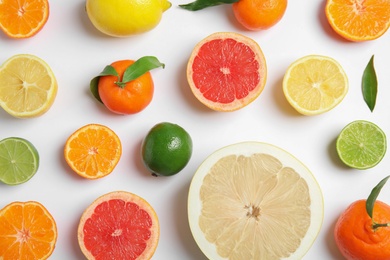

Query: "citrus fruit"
left=86, top=0, right=171, bottom=37
left=0, top=54, right=58, bottom=118
left=336, top=120, right=387, bottom=170
left=0, top=200, right=57, bottom=259
left=141, top=122, right=192, bottom=176
left=64, top=124, right=122, bottom=179
left=233, top=0, right=288, bottom=30
left=188, top=142, right=324, bottom=259
left=78, top=191, right=159, bottom=260
left=335, top=199, right=390, bottom=259
left=283, top=55, right=348, bottom=116
left=0, top=0, right=49, bottom=38
left=97, top=59, right=155, bottom=114
left=325, top=0, right=390, bottom=42
left=186, top=32, right=267, bottom=112
left=0, top=137, right=39, bottom=185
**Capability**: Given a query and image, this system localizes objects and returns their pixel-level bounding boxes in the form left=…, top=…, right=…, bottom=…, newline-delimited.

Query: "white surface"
left=1, top=1, right=390, bottom=259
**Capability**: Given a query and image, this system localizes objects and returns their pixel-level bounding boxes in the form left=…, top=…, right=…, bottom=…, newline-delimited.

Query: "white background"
left=1, top=0, right=390, bottom=259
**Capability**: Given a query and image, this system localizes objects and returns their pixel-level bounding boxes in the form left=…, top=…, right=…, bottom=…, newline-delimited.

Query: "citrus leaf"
left=90, top=65, right=119, bottom=103
left=179, top=0, right=239, bottom=11
left=122, top=56, right=165, bottom=84
left=366, top=175, right=390, bottom=219
left=362, top=55, right=377, bottom=112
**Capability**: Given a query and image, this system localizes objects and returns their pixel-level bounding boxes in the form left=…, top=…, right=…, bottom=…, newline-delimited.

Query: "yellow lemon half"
left=86, top=0, right=171, bottom=37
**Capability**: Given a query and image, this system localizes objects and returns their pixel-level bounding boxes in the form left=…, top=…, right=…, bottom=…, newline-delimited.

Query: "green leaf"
left=179, top=0, right=239, bottom=11
left=90, top=65, right=119, bottom=103
left=366, top=175, right=390, bottom=219
left=362, top=55, right=377, bottom=112
left=122, top=56, right=165, bottom=83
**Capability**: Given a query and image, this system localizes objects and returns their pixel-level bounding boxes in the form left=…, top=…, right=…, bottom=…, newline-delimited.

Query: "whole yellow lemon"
left=86, top=0, right=171, bottom=37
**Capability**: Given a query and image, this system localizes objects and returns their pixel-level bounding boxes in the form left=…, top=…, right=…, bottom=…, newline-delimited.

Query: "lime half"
left=336, top=120, right=386, bottom=169
left=0, top=137, right=40, bottom=185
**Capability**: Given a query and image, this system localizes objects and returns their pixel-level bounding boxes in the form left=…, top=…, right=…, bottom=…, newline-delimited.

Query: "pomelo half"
left=187, top=32, right=267, bottom=112
left=78, top=191, right=159, bottom=260
left=188, top=142, right=324, bottom=259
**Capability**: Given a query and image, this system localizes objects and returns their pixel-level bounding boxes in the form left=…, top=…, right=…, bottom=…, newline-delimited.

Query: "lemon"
left=188, top=142, right=324, bottom=259
left=0, top=54, right=58, bottom=118
left=336, top=120, right=387, bottom=169
left=141, top=122, right=192, bottom=176
left=86, top=0, right=172, bottom=37
left=283, top=55, right=348, bottom=116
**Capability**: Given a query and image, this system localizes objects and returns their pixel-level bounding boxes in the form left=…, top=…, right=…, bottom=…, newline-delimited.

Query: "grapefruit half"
left=188, top=142, right=324, bottom=259
left=78, top=191, right=159, bottom=260
left=187, top=32, right=267, bottom=112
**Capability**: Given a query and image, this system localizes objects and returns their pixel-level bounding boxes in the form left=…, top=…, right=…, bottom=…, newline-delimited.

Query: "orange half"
left=0, top=0, right=49, bottom=38
left=64, top=124, right=122, bottom=179
left=325, top=0, right=390, bottom=41
left=187, top=32, right=267, bottom=112
left=0, top=201, right=57, bottom=259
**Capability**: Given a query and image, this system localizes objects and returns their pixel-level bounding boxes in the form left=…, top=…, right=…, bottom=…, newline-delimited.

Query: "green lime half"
left=0, top=137, right=40, bottom=185
left=336, top=120, right=386, bottom=170
left=142, top=122, right=192, bottom=176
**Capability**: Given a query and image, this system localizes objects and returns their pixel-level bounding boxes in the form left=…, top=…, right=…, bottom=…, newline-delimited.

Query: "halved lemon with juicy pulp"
left=283, top=55, right=348, bottom=116
left=188, top=142, right=324, bottom=259
left=0, top=54, right=58, bottom=118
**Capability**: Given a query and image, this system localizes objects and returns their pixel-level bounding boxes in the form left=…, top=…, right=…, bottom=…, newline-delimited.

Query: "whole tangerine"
left=334, top=199, right=390, bottom=260
left=98, top=60, right=154, bottom=114
left=232, top=0, right=287, bottom=30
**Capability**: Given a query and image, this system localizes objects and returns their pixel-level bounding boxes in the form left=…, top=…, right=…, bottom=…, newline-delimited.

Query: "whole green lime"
left=142, top=122, right=192, bottom=176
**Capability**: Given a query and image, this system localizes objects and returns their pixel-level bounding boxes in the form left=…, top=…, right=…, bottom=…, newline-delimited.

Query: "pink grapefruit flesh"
left=187, top=32, right=267, bottom=112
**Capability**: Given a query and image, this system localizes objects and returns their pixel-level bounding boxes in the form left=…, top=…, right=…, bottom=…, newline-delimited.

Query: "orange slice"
left=64, top=124, right=122, bottom=179
left=325, top=0, right=390, bottom=41
left=0, top=0, right=50, bottom=38
left=78, top=191, right=160, bottom=260
left=0, top=201, right=57, bottom=259
left=187, top=32, right=267, bottom=112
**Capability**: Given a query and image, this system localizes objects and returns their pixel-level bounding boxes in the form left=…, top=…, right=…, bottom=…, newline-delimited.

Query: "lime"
left=0, top=137, right=40, bottom=185
left=336, top=120, right=386, bottom=169
left=141, top=122, right=192, bottom=176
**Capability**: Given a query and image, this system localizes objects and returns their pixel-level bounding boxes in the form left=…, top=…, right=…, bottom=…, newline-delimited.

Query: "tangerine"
left=0, top=0, right=49, bottom=38
left=232, top=0, right=287, bottom=30
left=325, top=0, right=390, bottom=41
left=98, top=60, right=154, bottom=114
left=334, top=199, right=390, bottom=259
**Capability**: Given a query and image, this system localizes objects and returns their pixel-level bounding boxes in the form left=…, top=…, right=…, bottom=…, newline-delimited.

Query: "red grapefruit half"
left=187, top=32, right=267, bottom=112
left=78, top=191, right=159, bottom=260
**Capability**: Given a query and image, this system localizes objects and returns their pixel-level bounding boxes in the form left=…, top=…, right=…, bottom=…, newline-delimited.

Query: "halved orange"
left=78, top=191, right=160, bottom=260
left=187, top=32, right=267, bottom=112
left=0, top=201, right=57, bottom=259
left=0, top=0, right=50, bottom=38
left=325, top=0, right=390, bottom=41
left=64, top=124, right=122, bottom=179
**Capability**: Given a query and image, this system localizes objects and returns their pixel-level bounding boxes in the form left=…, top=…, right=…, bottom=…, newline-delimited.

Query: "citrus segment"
left=0, top=54, right=58, bottom=118
left=336, top=120, right=387, bottom=169
left=64, top=124, right=122, bottom=179
left=0, top=201, right=57, bottom=259
left=325, top=0, right=390, bottom=41
left=78, top=191, right=159, bottom=260
left=0, top=137, right=39, bottom=185
left=188, top=142, right=324, bottom=259
left=187, top=32, right=267, bottom=112
left=283, top=55, right=348, bottom=115
left=0, top=0, right=49, bottom=38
